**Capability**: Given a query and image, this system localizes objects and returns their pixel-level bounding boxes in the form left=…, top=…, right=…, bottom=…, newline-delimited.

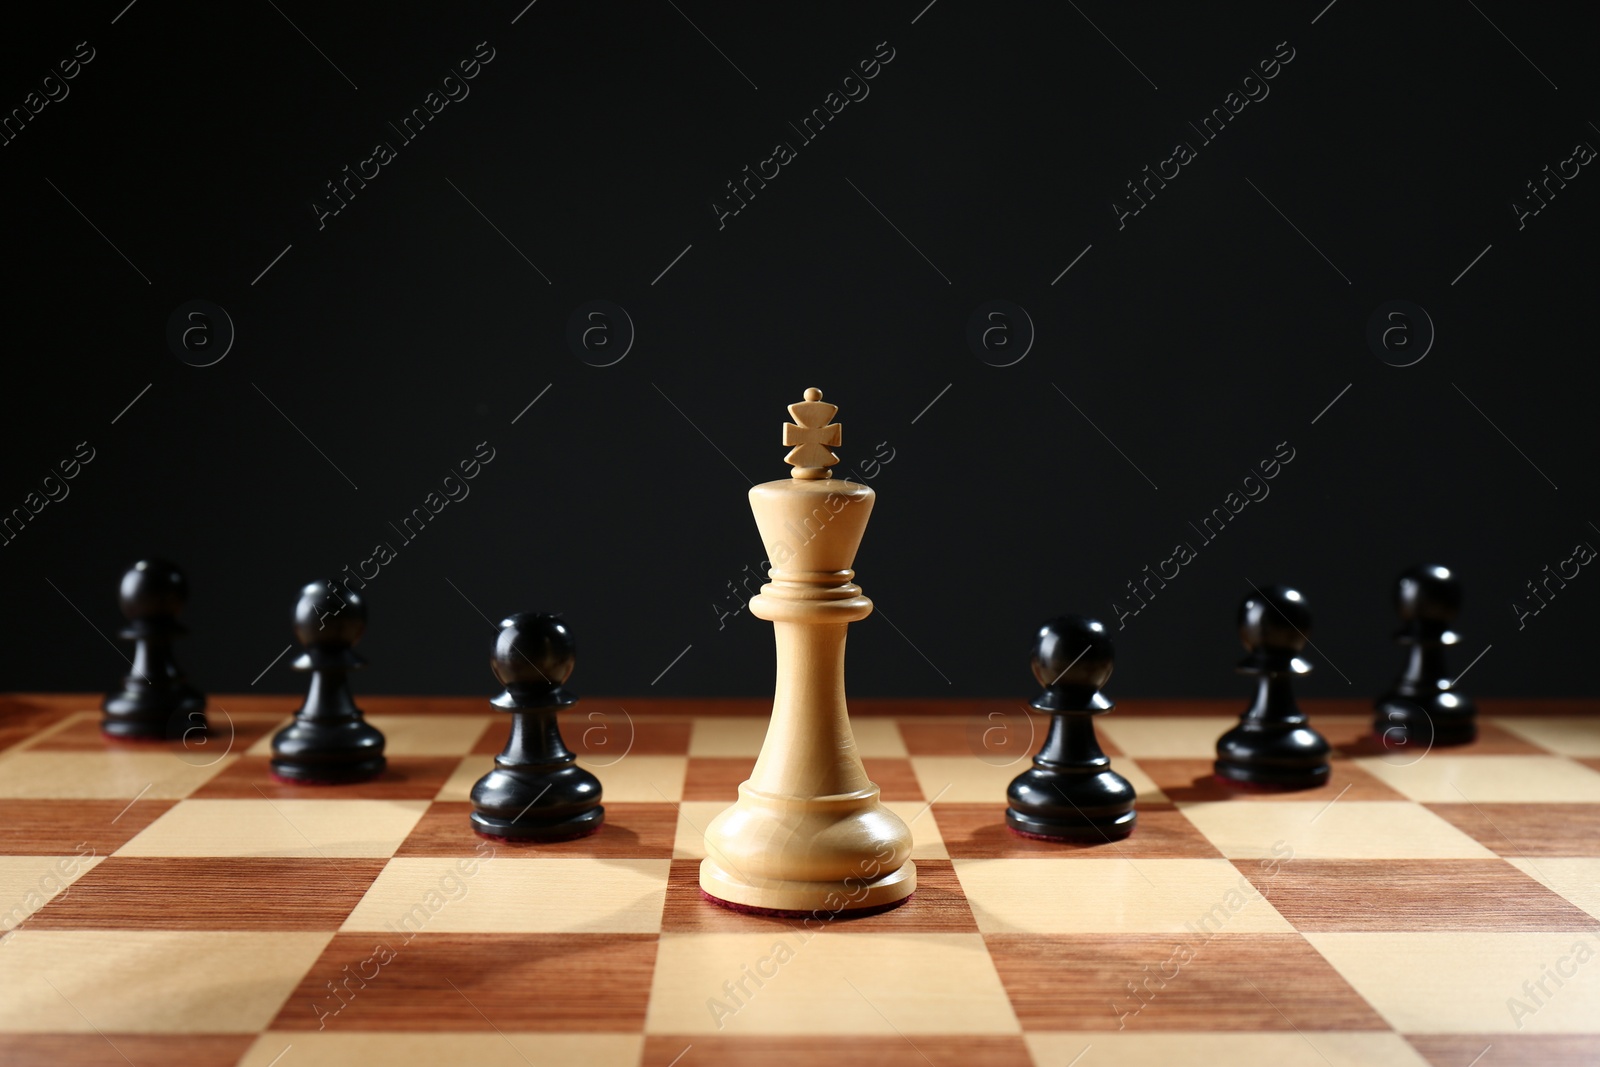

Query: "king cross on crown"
left=782, top=387, right=841, bottom=478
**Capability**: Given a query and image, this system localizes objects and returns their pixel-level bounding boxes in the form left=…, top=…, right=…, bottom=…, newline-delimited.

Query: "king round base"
left=698, top=857, right=916, bottom=915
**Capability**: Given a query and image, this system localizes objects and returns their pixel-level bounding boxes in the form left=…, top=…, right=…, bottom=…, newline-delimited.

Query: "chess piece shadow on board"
left=1006, top=615, right=1138, bottom=841
left=470, top=612, right=603, bottom=842
left=1374, top=564, right=1478, bottom=750
left=700, top=387, right=915, bottom=916
left=1214, top=584, right=1331, bottom=791
left=101, top=559, right=207, bottom=741
left=270, top=581, right=386, bottom=784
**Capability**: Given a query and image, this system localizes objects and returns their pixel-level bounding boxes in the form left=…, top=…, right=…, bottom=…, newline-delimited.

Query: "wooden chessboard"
left=1, top=694, right=1597, bottom=1067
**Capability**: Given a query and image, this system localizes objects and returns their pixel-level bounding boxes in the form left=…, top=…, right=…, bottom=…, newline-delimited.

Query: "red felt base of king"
left=698, top=887, right=914, bottom=920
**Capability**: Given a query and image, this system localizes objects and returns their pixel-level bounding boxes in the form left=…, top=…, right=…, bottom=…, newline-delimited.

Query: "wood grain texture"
left=272, top=933, right=658, bottom=1031
left=898, top=711, right=1119, bottom=757
left=1426, top=803, right=1600, bottom=856
left=0, top=1034, right=253, bottom=1066
left=395, top=801, right=678, bottom=859
left=30, top=713, right=282, bottom=753
left=0, top=799, right=174, bottom=855
left=1330, top=719, right=1551, bottom=757
left=1240, top=859, right=1600, bottom=931
left=662, top=859, right=976, bottom=933
left=27, top=858, right=388, bottom=930
left=472, top=712, right=692, bottom=756
left=985, top=933, right=1390, bottom=1031
left=640, top=1035, right=1032, bottom=1065
left=0, top=698, right=1596, bottom=1061
left=933, top=802, right=1222, bottom=859
left=1405, top=1034, right=1600, bottom=1066
left=0, top=697, right=75, bottom=755
left=192, top=756, right=460, bottom=799
left=1135, top=758, right=1406, bottom=803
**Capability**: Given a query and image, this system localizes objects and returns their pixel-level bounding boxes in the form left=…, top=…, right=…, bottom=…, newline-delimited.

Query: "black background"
left=2, top=1, right=1595, bottom=701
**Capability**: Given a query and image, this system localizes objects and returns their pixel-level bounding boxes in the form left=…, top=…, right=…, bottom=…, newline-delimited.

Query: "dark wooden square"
left=1240, top=859, right=1600, bottom=931
left=26, top=857, right=387, bottom=930
left=985, top=933, right=1389, bottom=1031
left=273, top=932, right=658, bottom=1031
left=1425, top=803, right=1600, bottom=856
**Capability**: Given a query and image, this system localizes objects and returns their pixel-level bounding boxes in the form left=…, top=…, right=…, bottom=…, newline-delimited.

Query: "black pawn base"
left=270, top=721, right=386, bottom=784
left=102, top=689, right=206, bottom=743
left=1005, top=769, right=1137, bottom=842
left=1375, top=697, right=1476, bottom=750
left=469, top=765, right=603, bottom=841
left=1214, top=725, right=1330, bottom=790
left=1008, top=614, right=1137, bottom=843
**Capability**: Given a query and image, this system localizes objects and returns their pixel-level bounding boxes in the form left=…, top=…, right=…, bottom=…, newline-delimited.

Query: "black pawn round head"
left=1030, top=615, right=1115, bottom=712
left=1395, top=564, right=1462, bottom=643
left=491, top=612, right=577, bottom=708
left=119, top=559, right=188, bottom=623
left=1237, top=584, right=1313, bottom=675
left=293, top=581, right=366, bottom=651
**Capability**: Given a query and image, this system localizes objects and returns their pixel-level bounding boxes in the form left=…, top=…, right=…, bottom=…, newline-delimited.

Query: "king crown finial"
left=782, top=387, right=841, bottom=479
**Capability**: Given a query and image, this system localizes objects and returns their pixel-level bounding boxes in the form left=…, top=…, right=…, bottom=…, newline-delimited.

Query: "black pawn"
left=1215, top=585, right=1330, bottom=789
left=470, top=613, right=603, bottom=841
left=1006, top=616, right=1137, bottom=841
left=1374, top=565, right=1477, bottom=748
left=270, top=582, right=385, bottom=783
left=102, top=559, right=207, bottom=741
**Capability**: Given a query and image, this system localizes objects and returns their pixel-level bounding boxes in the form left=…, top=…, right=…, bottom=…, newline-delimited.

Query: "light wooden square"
left=885, top=799, right=949, bottom=860
left=237, top=1033, right=644, bottom=1067
left=1025, top=1032, right=1431, bottom=1067
left=0, top=751, right=234, bottom=799
left=436, top=755, right=495, bottom=801
left=689, top=717, right=770, bottom=757
left=1178, top=800, right=1496, bottom=859
left=0, top=853, right=105, bottom=930
left=1510, top=858, right=1600, bottom=921
left=0, top=930, right=331, bottom=1032
left=673, top=801, right=734, bottom=859
left=582, top=755, right=687, bottom=802
left=910, top=755, right=1166, bottom=805
left=688, top=716, right=905, bottom=757
left=1098, top=717, right=1240, bottom=758
left=955, top=857, right=1293, bottom=934
left=115, top=799, right=429, bottom=858
left=1308, top=931, right=1600, bottom=1033
left=243, top=719, right=294, bottom=755
left=1357, top=755, right=1600, bottom=803
left=1496, top=717, right=1600, bottom=756
left=341, top=857, right=669, bottom=934
left=645, top=931, right=1018, bottom=1034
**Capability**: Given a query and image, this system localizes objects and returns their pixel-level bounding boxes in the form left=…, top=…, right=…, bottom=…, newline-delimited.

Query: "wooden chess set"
left=1, top=389, right=1596, bottom=1066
